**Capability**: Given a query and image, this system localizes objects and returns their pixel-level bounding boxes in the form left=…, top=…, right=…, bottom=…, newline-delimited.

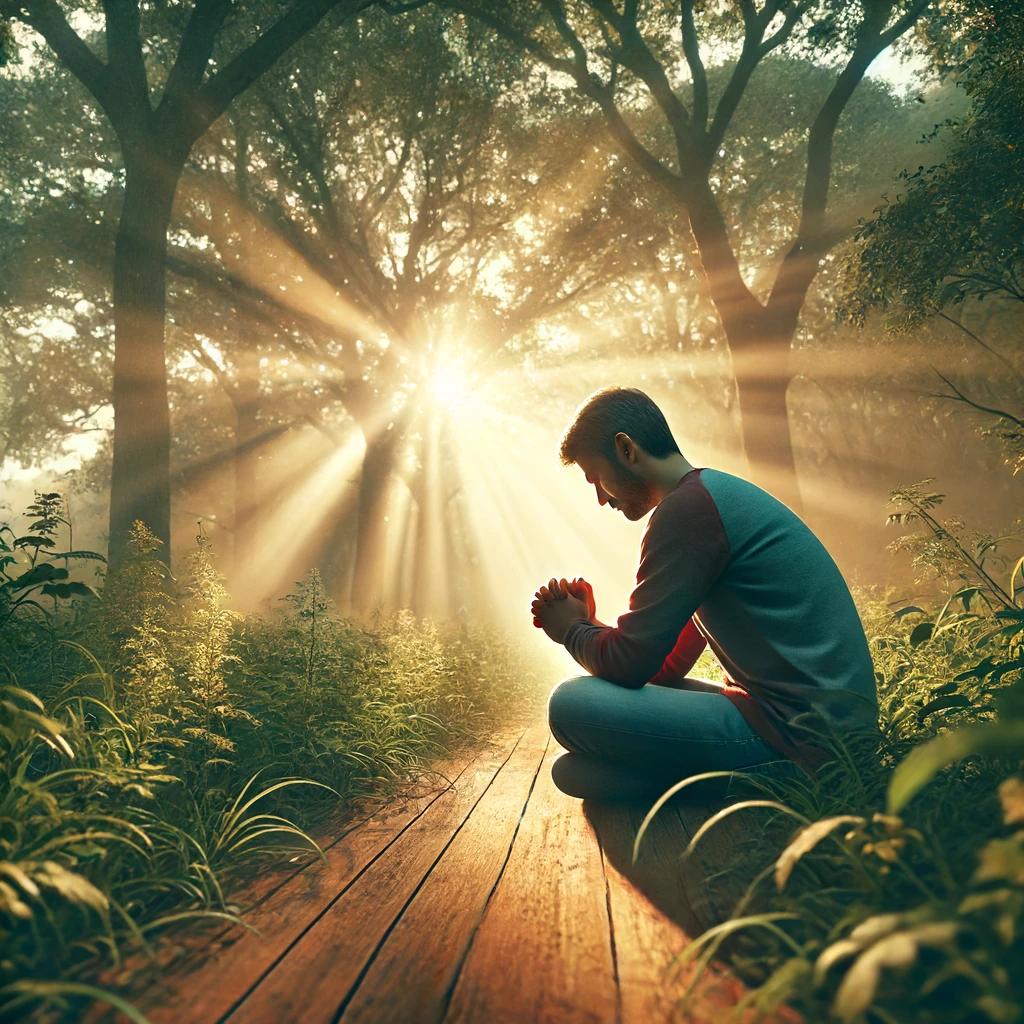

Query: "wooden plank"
left=336, top=721, right=551, bottom=1024
left=443, top=743, right=618, bottom=1024
left=225, top=729, right=526, bottom=1024
left=92, top=802, right=404, bottom=1010
left=588, top=800, right=758, bottom=1023
left=131, top=739, right=509, bottom=1024
left=674, top=800, right=756, bottom=932
left=585, top=801, right=696, bottom=1024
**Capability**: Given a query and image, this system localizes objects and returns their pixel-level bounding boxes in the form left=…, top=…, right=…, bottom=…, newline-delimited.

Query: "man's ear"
left=614, top=432, right=636, bottom=464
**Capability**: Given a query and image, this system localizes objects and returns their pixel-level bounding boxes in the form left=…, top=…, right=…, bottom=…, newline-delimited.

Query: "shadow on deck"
left=90, top=720, right=765, bottom=1024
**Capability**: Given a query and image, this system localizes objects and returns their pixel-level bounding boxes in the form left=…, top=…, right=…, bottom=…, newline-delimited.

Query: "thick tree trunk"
left=679, top=183, right=803, bottom=509
left=409, top=421, right=448, bottom=618
left=730, top=337, right=801, bottom=513
left=410, top=490, right=430, bottom=619
left=108, top=154, right=182, bottom=570
left=350, top=427, right=399, bottom=615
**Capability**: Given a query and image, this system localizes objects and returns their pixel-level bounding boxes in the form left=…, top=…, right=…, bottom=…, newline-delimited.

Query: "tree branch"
left=259, top=88, right=339, bottom=237
left=758, top=0, right=812, bottom=58
left=936, top=311, right=1024, bottom=385
left=931, top=368, right=1024, bottom=432
left=191, top=341, right=228, bottom=385
left=446, top=3, right=676, bottom=188
left=375, top=0, right=434, bottom=11
left=100, top=0, right=149, bottom=116
left=158, top=0, right=231, bottom=119
left=15, top=0, right=114, bottom=113
left=798, top=0, right=931, bottom=242
left=680, top=0, right=707, bottom=134
left=591, top=84, right=681, bottom=191
left=767, top=0, right=931, bottom=323
left=538, top=0, right=590, bottom=68
left=703, top=1, right=814, bottom=163
left=362, top=126, right=416, bottom=227
left=880, top=0, right=932, bottom=49
left=195, top=0, right=373, bottom=138
left=590, top=0, right=692, bottom=160
left=442, top=1, right=578, bottom=76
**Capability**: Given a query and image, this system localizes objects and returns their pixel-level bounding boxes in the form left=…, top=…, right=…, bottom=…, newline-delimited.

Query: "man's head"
left=558, top=387, right=685, bottom=521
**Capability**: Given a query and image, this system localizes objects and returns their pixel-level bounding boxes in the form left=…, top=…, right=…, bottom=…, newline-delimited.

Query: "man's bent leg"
left=547, top=674, right=785, bottom=800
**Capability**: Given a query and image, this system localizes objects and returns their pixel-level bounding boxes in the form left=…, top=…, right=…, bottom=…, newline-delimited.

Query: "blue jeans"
left=547, top=674, right=794, bottom=801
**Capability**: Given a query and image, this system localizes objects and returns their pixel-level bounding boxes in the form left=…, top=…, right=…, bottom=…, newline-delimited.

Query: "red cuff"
left=648, top=618, right=708, bottom=686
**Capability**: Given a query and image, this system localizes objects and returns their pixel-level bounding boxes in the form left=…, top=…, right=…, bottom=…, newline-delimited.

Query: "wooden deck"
left=107, top=719, right=758, bottom=1024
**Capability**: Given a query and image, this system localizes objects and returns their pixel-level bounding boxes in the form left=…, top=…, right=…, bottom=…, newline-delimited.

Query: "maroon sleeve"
left=562, top=471, right=730, bottom=688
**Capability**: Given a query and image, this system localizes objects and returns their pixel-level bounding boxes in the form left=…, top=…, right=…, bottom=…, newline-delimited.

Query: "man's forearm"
left=562, top=620, right=659, bottom=689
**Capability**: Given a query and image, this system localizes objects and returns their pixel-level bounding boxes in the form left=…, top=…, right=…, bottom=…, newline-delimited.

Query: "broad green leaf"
left=774, top=815, right=866, bottom=891
left=888, top=722, right=1024, bottom=813
left=916, top=694, right=972, bottom=721
left=41, top=581, right=99, bottom=600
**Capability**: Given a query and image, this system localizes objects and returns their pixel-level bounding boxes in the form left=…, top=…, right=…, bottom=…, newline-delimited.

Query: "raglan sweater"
left=562, top=468, right=878, bottom=766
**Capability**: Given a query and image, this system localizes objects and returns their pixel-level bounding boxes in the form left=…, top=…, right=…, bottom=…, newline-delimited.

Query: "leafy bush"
left=0, top=492, right=101, bottom=631
left=0, top=500, right=544, bottom=1021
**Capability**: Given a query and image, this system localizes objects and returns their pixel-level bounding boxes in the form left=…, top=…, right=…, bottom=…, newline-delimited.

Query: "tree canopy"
left=839, top=0, right=1024, bottom=330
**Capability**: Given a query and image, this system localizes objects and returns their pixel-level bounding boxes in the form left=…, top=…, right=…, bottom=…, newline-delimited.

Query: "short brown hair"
left=558, top=387, right=681, bottom=467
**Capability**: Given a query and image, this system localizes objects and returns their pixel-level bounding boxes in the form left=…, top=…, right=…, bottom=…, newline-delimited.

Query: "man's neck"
left=648, top=453, right=696, bottom=504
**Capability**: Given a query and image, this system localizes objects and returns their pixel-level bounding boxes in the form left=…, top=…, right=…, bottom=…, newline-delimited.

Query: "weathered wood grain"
left=585, top=800, right=695, bottom=1024
left=133, top=739, right=508, bottom=1024
left=90, top=718, right=785, bottom=1024
left=588, top=799, right=764, bottom=1022
left=225, top=730, right=527, bottom=1024
left=443, top=743, right=618, bottom=1024
left=336, top=721, right=551, bottom=1024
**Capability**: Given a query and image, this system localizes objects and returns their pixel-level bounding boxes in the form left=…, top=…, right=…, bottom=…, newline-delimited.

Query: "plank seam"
left=435, top=732, right=552, bottom=1024
left=213, top=735, right=522, bottom=1024
left=328, top=727, right=538, bottom=1024
left=597, top=840, right=624, bottom=1024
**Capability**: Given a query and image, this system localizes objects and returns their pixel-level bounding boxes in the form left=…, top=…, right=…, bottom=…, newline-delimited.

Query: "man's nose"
left=594, top=483, right=607, bottom=506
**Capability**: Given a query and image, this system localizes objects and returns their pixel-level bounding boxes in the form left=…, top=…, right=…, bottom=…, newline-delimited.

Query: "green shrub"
left=0, top=500, right=545, bottom=1021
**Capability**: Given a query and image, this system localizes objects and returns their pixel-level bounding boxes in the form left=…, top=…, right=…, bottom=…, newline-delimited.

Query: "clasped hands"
left=531, top=576, right=597, bottom=644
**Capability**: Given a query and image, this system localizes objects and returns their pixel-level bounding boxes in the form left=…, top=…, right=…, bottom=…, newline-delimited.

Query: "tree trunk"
left=409, top=420, right=449, bottom=618
left=312, top=486, right=361, bottom=610
left=680, top=184, right=803, bottom=509
left=731, top=336, right=801, bottom=513
left=108, top=153, right=182, bottom=570
left=350, top=427, right=399, bottom=615
left=229, top=120, right=262, bottom=577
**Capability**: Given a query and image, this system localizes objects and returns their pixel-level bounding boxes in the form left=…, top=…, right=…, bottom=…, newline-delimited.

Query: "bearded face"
left=601, top=459, right=656, bottom=520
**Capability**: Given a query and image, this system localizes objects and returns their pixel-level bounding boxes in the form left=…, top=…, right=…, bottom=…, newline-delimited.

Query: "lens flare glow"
left=427, top=365, right=471, bottom=411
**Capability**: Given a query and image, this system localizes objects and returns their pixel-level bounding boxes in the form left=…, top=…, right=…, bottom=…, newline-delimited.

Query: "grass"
left=0, top=510, right=546, bottom=1022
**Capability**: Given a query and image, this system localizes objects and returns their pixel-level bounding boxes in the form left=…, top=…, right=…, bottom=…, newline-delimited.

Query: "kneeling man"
left=532, top=387, right=877, bottom=800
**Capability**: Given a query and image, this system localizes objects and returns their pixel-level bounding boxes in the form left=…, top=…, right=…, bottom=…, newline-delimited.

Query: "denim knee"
left=547, top=675, right=593, bottom=747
